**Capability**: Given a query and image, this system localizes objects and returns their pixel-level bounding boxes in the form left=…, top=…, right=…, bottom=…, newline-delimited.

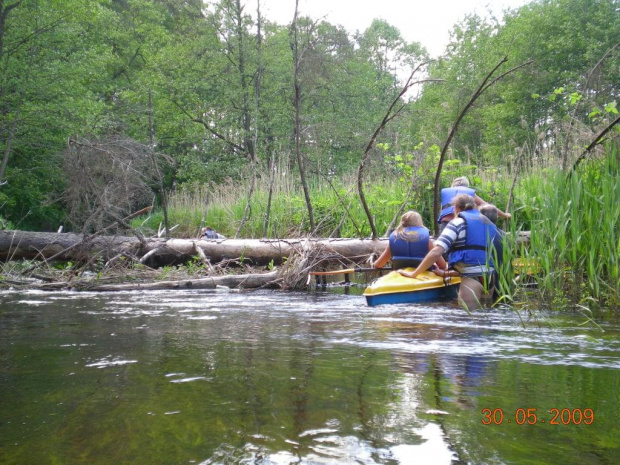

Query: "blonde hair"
left=452, top=176, right=470, bottom=187
left=396, top=210, right=423, bottom=234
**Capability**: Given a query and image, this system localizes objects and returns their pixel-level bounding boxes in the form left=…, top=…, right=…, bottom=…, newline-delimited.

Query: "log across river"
left=0, top=229, right=531, bottom=292
left=0, top=230, right=387, bottom=267
left=0, top=230, right=530, bottom=267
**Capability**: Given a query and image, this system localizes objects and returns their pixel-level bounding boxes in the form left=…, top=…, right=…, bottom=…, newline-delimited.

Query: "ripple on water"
left=85, top=357, right=138, bottom=368
left=169, top=376, right=211, bottom=383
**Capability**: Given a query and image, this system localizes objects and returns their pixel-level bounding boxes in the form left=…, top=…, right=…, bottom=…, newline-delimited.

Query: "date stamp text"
left=481, top=408, right=594, bottom=425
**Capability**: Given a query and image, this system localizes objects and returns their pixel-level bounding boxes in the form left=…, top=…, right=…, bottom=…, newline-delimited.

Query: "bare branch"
left=357, top=63, right=434, bottom=239
left=562, top=41, right=620, bottom=169
left=432, top=56, right=532, bottom=235
left=571, top=114, right=620, bottom=172
left=171, top=99, right=246, bottom=155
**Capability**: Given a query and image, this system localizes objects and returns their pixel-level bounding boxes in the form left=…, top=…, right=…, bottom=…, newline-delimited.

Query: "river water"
left=1, top=288, right=619, bottom=464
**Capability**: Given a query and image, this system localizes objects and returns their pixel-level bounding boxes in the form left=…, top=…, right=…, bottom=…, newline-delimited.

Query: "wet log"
left=86, top=271, right=280, bottom=291
left=0, top=229, right=531, bottom=269
left=0, top=230, right=139, bottom=262
left=0, top=230, right=386, bottom=267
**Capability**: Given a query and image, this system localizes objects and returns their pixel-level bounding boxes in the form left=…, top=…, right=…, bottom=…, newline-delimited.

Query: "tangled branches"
left=62, top=135, right=172, bottom=233
left=277, top=240, right=364, bottom=290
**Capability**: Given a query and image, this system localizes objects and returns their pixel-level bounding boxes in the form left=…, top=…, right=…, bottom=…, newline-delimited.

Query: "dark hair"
left=479, top=204, right=499, bottom=224
left=452, top=193, right=476, bottom=211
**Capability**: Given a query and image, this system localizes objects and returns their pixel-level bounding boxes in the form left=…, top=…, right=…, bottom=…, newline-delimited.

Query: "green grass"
left=131, top=146, right=619, bottom=313
left=134, top=164, right=513, bottom=240
left=513, top=145, right=620, bottom=312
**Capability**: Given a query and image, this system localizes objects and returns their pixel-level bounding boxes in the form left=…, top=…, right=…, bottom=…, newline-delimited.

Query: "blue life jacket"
left=202, top=229, right=218, bottom=239
left=438, top=187, right=476, bottom=223
left=389, top=226, right=429, bottom=268
left=448, top=210, right=498, bottom=267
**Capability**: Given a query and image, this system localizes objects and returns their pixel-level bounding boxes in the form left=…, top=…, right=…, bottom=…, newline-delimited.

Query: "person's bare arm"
left=430, top=240, right=447, bottom=270
left=497, top=209, right=511, bottom=219
left=474, top=195, right=511, bottom=219
left=373, top=246, right=391, bottom=269
left=398, top=245, right=445, bottom=279
left=474, top=195, right=486, bottom=207
left=433, top=268, right=460, bottom=278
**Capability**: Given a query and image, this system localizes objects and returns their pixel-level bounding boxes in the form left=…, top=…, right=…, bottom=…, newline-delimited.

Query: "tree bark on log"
left=0, top=230, right=531, bottom=270
left=0, top=230, right=386, bottom=267
left=86, top=271, right=280, bottom=292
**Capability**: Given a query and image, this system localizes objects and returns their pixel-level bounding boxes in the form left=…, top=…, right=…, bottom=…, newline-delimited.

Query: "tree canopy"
left=0, top=0, right=618, bottom=231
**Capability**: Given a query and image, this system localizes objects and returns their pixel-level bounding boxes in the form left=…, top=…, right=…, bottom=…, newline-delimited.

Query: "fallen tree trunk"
left=0, top=229, right=531, bottom=270
left=0, top=230, right=386, bottom=267
left=85, top=271, right=280, bottom=292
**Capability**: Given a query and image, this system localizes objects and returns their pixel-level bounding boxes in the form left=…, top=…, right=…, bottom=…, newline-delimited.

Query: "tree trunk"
left=290, top=0, right=315, bottom=233
left=148, top=88, right=170, bottom=236
left=87, top=271, right=280, bottom=292
left=263, top=152, right=276, bottom=236
left=0, top=230, right=387, bottom=267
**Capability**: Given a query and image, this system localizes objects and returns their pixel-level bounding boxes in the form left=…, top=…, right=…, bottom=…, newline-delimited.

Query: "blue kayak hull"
left=365, top=284, right=459, bottom=306
left=363, top=269, right=461, bottom=307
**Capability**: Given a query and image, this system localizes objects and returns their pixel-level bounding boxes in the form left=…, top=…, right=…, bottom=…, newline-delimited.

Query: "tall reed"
left=136, top=153, right=516, bottom=238
left=132, top=143, right=619, bottom=312
left=514, top=145, right=619, bottom=311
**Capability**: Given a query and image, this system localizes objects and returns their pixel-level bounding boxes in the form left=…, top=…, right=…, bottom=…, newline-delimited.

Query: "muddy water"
left=1, top=289, right=619, bottom=464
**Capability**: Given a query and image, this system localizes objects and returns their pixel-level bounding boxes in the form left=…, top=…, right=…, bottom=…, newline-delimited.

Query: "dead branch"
left=358, top=62, right=439, bottom=239
left=318, top=171, right=362, bottom=237
left=84, top=271, right=280, bottom=292
left=62, top=135, right=166, bottom=232
left=432, top=56, right=532, bottom=236
left=570, top=114, right=620, bottom=172
left=193, top=241, right=215, bottom=272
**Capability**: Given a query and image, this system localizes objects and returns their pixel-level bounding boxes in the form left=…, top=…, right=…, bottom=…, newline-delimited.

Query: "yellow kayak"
left=363, top=268, right=461, bottom=306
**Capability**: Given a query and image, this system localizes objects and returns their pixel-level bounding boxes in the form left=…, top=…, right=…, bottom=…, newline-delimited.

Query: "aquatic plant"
left=515, top=144, right=619, bottom=312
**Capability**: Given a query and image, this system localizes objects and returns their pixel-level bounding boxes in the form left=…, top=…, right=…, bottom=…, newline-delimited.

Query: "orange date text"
left=481, top=408, right=594, bottom=425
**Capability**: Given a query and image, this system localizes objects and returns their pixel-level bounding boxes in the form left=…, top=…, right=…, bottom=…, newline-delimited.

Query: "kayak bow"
left=363, top=268, right=460, bottom=306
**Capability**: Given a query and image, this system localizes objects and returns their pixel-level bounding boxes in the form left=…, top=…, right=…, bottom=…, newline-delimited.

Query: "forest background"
left=0, top=0, right=618, bottom=311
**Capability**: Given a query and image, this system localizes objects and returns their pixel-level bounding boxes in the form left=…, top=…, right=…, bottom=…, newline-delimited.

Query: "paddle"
left=308, top=267, right=392, bottom=276
left=307, top=267, right=392, bottom=286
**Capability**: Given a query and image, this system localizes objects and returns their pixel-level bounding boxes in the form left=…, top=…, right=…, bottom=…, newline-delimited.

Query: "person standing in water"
left=400, top=195, right=499, bottom=310
left=438, top=176, right=511, bottom=232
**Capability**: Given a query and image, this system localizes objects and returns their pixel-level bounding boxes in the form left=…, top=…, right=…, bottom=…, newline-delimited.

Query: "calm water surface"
left=1, top=288, right=619, bottom=464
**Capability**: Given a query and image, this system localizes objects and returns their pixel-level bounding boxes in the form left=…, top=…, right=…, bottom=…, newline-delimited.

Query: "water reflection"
left=0, top=290, right=619, bottom=464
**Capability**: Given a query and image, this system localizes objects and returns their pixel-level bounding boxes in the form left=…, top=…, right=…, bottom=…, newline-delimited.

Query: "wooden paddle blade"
left=308, top=268, right=356, bottom=276
left=308, top=267, right=391, bottom=276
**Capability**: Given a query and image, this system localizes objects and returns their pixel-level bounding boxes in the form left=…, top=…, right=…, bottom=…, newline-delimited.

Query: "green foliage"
left=2, top=0, right=618, bottom=234
left=514, top=145, right=620, bottom=312
left=412, top=0, right=620, bottom=167
left=0, top=0, right=618, bottom=314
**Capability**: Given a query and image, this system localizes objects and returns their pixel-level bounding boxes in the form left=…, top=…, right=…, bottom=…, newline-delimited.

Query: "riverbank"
left=1, top=147, right=618, bottom=313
